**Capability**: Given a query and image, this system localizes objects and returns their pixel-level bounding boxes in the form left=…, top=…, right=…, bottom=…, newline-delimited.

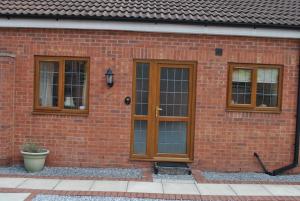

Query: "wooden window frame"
left=130, top=59, right=197, bottom=162
left=33, top=56, right=90, bottom=115
left=227, top=63, right=283, bottom=113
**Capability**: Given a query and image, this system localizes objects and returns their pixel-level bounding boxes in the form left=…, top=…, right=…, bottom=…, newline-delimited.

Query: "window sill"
left=225, top=108, right=281, bottom=114
left=32, top=110, right=89, bottom=117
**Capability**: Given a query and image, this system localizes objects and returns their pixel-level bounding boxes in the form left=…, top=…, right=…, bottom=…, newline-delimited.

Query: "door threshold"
left=130, top=157, right=193, bottom=163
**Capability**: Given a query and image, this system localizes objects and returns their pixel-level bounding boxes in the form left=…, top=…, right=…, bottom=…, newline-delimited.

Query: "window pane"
left=160, top=68, right=189, bottom=116
left=133, top=120, right=147, bottom=154
left=39, top=61, right=59, bottom=107
left=135, top=63, right=149, bottom=115
left=158, top=121, right=187, bottom=154
left=231, top=68, right=252, bottom=104
left=256, top=68, right=279, bottom=107
left=64, top=60, right=87, bottom=110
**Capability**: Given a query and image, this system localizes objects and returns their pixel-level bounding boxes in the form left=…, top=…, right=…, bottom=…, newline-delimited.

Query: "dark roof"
left=0, top=0, right=299, bottom=29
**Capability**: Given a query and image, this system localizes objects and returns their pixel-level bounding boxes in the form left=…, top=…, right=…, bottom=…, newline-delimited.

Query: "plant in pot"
left=21, top=142, right=49, bottom=172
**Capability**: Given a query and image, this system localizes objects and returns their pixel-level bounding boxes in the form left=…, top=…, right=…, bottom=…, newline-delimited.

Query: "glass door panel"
left=135, top=63, right=149, bottom=115
left=159, top=68, right=189, bottom=117
left=132, top=63, right=150, bottom=156
left=156, top=65, right=191, bottom=156
left=131, top=60, right=195, bottom=161
left=158, top=121, right=187, bottom=154
left=133, top=120, right=147, bottom=154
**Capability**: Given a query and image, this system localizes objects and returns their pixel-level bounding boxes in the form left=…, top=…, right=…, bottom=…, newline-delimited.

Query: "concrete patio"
left=1, top=176, right=300, bottom=200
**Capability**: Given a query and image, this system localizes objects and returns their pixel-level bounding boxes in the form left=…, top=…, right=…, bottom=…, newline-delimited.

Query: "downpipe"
left=254, top=64, right=300, bottom=176
left=254, top=153, right=298, bottom=176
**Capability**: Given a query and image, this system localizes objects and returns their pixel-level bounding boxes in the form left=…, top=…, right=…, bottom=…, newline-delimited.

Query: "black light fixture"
left=105, top=68, right=114, bottom=87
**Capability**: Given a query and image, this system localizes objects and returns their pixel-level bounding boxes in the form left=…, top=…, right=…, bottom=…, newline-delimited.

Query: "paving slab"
left=0, top=193, right=30, bottom=201
left=54, top=179, right=94, bottom=191
left=292, top=185, right=300, bottom=191
left=263, top=185, right=300, bottom=196
left=91, top=180, right=128, bottom=192
left=18, top=178, right=60, bottom=190
left=153, top=178, right=161, bottom=183
left=127, top=181, right=163, bottom=194
left=163, top=182, right=199, bottom=195
left=230, top=184, right=272, bottom=196
left=0, top=178, right=27, bottom=188
left=197, top=183, right=236, bottom=195
left=161, top=179, right=195, bottom=184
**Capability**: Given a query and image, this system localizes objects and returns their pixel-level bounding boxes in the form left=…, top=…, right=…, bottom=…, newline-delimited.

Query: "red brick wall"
left=0, top=55, right=15, bottom=166
left=0, top=28, right=299, bottom=172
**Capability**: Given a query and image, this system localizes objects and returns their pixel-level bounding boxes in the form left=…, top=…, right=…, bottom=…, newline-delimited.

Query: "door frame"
left=130, top=59, right=197, bottom=162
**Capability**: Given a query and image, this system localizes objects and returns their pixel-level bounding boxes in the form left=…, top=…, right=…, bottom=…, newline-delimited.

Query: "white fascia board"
left=0, top=18, right=299, bottom=39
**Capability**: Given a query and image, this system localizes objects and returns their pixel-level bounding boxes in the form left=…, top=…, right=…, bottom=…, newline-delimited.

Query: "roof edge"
left=2, top=14, right=300, bottom=30
left=0, top=17, right=299, bottom=39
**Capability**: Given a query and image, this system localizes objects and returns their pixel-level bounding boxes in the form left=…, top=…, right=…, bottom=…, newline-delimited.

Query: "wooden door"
left=131, top=60, right=196, bottom=162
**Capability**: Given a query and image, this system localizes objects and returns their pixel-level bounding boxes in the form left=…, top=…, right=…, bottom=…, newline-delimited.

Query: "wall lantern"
left=105, top=68, right=114, bottom=88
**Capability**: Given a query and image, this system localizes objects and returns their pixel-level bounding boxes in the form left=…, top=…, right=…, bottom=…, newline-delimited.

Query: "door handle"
left=156, top=106, right=162, bottom=117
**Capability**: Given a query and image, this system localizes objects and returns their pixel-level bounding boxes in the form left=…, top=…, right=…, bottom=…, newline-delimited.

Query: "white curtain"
left=232, top=69, right=251, bottom=82
left=81, top=72, right=87, bottom=108
left=39, top=62, right=56, bottom=106
left=257, top=68, right=278, bottom=83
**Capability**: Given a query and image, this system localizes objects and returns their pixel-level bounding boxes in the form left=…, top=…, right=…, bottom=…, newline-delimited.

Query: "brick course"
left=0, top=187, right=297, bottom=201
left=0, top=28, right=299, bottom=172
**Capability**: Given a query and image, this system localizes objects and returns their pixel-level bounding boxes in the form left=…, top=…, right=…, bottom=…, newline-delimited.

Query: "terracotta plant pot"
left=21, top=150, right=49, bottom=172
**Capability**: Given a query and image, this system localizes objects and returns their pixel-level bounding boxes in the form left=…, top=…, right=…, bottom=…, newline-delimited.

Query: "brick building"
left=0, top=0, right=299, bottom=174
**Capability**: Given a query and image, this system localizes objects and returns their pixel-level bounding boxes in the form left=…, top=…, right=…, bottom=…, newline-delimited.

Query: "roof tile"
left=0, top=0, right=298, bottom=28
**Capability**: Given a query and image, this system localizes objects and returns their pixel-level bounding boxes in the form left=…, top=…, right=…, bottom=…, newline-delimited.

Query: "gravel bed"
left=203, top=171, right=300, bottom=182
left=33, top=195, right=187, bottom=201
left=153, top=173, right=194, bottom=180
left=0, top=166, right=143, bottom=179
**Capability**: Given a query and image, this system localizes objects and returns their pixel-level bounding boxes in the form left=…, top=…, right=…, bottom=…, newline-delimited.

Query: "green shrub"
left=21, top=142, right=46, bottom=153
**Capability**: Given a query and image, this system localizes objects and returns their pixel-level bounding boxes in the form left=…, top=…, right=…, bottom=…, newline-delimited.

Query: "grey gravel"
left=153, top=173, right=194, bottom=180
left=152, top=174, right=195, bottom=184
left=0, top=166, right=142, bottom=179
left=33, top=195, right=187, bottom=201
left=203, top=171, right=300, bottom=182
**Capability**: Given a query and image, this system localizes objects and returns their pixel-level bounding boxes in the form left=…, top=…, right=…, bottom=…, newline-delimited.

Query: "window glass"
left=231, top=68, right=252, bottom=104
left=228, top=64, right=282, bottom=112
left=39, top=61, right=59, bottom=107
left=160, top=68, right=189, bottom=116
left=256, top=68, right=279, bottom=107
left=64, top=60, right=88, bottom=110
left=135, top=63, right=149, bottom=115
left=158, top=121, right=187, bottom=154
left=133, top=120, right=147, bottom=154
left=35, top=57, right=89, bottom=113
